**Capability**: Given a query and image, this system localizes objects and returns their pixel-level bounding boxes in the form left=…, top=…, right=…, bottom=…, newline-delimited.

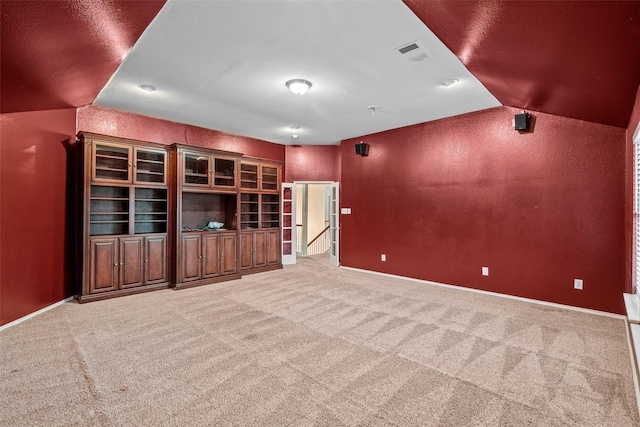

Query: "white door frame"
left=327, top=182, right=339, bottom=267
left=281, top=183, right=296, bottom=265
left=294, top=181, right=339, bottom=264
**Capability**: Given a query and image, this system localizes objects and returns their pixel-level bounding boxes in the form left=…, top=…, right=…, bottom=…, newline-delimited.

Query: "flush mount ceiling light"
left=290, top=126, right=300, bottom=131
left=137, top=84, right=156, bottom=93
left=286, top=79, right=312, bottom=95
left=441, top=79, right=459, bottom=88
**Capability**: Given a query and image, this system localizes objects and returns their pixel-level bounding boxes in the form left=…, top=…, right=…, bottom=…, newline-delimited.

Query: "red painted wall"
left=626, top=85, right=640, bottom=293
left=1, top=108, right=77, bottom=325
left=284, top=145, right=341, bottom=182
left=77, top=105, right=285, bottom=162
left=341, top=106, right=626, bottom=314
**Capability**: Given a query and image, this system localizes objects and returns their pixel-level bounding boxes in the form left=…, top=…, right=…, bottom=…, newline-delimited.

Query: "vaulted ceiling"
left=2, top=0, right=639, bottom=144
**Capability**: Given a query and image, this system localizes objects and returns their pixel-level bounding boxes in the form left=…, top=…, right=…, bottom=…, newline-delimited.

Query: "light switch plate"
left=482, top=267, right=489, bottom=276
left=574, top=279, right=583, bottom=290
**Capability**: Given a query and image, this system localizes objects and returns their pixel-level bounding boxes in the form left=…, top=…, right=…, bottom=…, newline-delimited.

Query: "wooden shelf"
left=96, top=154, right=127, bottom=161
left=137, top=159, right=164, bottom=165
left=96, top=166, right=128, bottom=173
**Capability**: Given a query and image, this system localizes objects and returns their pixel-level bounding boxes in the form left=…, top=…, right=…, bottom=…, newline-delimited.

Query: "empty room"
left=2, top=0, right=640, bottom=425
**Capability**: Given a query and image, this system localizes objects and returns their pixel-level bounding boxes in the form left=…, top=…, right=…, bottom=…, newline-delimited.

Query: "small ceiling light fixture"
left=441, top=79, right=459, bottom=88
left=290, top=126, right=300, bottom=131
left=291, top=134, right=299, bottom=139
left=138, top=84, right=156, bottom=93
left=286, top=79, right=312, bottom=95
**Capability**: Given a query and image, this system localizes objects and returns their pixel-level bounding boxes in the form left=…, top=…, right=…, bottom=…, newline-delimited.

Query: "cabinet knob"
left=144, top=260, right=148, bottom=263
left=221, top=253, right=224, bottom=257
left=119, top=262, right=123, bottom=265
left=128, top=164, right=132, bottom=167
left=114, top=263, right=118, bottom=266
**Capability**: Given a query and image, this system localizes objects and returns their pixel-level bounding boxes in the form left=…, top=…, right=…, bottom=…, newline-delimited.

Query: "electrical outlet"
left=574, top=279, right=583, bottom=290
left=381, top=254, right=386, bottom=262
left=482, top=266, right=489, bottom=276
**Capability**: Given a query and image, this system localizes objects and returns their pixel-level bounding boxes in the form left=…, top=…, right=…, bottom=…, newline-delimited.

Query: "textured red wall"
left=0, top=108, right=77, bottom=325
left=626, top=85, right=640, bottom=294
left=341, top=106, right=626, bottom=314
left=284, top=145, right=341, bottom=182
left=77, top=105, right=285, bottom=162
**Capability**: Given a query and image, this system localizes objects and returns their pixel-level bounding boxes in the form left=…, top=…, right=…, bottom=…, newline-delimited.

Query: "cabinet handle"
left=221, top=253, right=224, bottom=257
left=144, top=260, right=148, bottom=263
left=114, top=263, right=118, bottom=266
left=120, top=262, right=123, bottom=265
left=128, top=164, right=132, bottom=167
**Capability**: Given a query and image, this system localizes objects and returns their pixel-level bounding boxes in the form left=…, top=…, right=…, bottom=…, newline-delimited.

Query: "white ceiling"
left=95, top=0, right=501, bottom=145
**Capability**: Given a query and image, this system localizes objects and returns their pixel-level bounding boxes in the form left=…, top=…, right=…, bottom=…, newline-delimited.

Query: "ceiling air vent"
left=396, top=40, right=431, bottom=63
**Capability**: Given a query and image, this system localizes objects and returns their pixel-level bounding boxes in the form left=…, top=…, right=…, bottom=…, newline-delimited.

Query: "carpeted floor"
left=1, top=255, right=638, bottom=426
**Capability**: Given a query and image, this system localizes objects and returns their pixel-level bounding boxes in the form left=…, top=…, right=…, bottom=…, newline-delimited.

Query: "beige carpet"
left=1, top=255, right=638, bottom=426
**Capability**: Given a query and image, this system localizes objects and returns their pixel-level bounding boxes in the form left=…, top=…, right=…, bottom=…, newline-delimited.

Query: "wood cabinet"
left=181, top=149, right=238, bottom=191
left=171, top=144, right=242, bottom=289
left=77, top=133, right=171, bottom=302
left=238, top=159, right=282, bottom=275
left=87, top=235, right=167, bottom=296
left=177, top=231, right=238, bottom=287
left=240, top=160, right=281, bottom=193
left=91, top=140, right=167, bottom=186
left=240, top=229, right=280, bottom=273
left=77, top=134, right=282, bottom=302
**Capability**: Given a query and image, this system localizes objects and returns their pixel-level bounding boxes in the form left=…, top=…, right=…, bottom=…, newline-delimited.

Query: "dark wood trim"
left=174, top=273, right=241, bottom=290
left=307, top=225, right=330, bottom=247
left=77, top=282, right=171, bottom=303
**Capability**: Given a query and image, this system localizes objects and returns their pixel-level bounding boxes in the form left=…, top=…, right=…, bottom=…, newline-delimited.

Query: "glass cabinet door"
left=260, top=165, right=279, bottom=192
left=93, top=143, right=132, bottom=182
left=135, top=148, right=166, bottom=185
left=213, top=157, right=236, bottom=188
left=240, top=163, right=259, bottom=190
left=184, top=153, right=211, bottom=186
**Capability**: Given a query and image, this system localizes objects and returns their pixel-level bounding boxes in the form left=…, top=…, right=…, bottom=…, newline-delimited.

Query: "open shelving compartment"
left=89, top=185, right=129, bottom=236
left=134, top=187, right=168, bottom=234
left=181, top=192, right=238, bottom=232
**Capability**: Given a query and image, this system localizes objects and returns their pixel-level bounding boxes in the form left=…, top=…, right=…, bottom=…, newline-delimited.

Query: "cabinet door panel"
left=92, top=142, right=132, bottom=183
left=220, top=234, right=237, bottom=275
left=134, top=148, right=167, bottom=185
left=181, top=234, right=201, bottom=282
left=145, top=235, right=167, bottom=285
left=119, top=237, right=144, bottom=289
left=240, top=232, right=253, bottom=270
left=267, top=230, right=280, bottom=265
left=253, top=230, right=267, bottom=267
left=89, top=238, right=119, bottom=293
left=213, top=157, right=237, bottom=189
left=183, top=152, right=211, bottom=187
left=202, top=234, right=220, bottom=278
left=260, top=164, right=280, bottom=193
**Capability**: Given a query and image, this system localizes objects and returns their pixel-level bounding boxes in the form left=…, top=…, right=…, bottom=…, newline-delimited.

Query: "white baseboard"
left=340, top=266, right=624, bottom=319
left=0, top=296, right=75, bottom=332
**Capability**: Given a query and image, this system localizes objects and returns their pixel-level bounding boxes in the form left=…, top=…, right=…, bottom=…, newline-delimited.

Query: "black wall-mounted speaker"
left=514, top=112, right=530, bottom=131
left=355, top=142, right=369, bottom=156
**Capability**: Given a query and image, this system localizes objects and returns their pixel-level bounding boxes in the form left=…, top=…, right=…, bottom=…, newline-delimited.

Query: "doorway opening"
left=294, top=181, right=339, bottom=266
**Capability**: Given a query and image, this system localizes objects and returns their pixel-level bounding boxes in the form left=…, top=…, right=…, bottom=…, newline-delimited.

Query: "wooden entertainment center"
left=76, top=132, right=282, bottom=302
